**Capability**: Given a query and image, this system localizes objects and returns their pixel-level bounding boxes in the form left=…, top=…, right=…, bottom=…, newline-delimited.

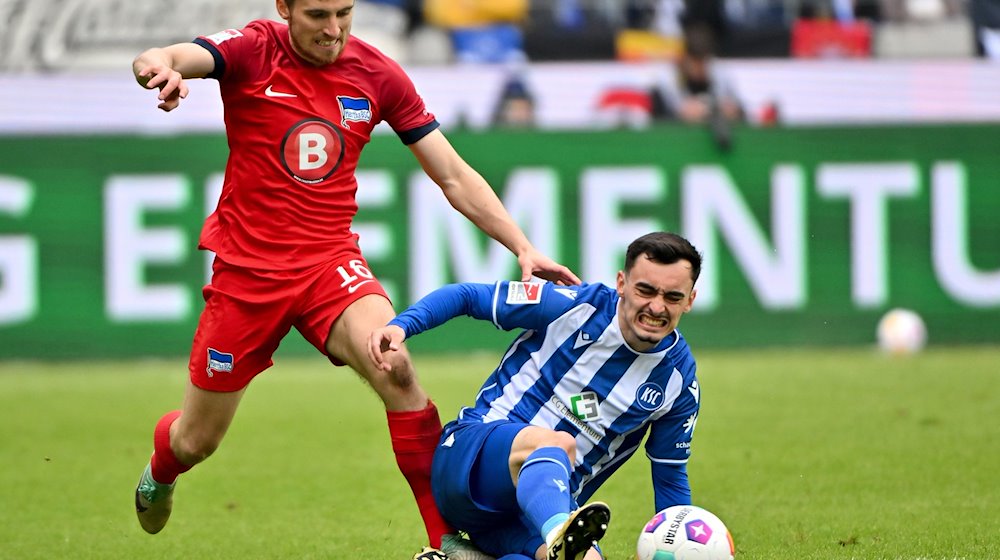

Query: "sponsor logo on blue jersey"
left=550, top=395, right=602, bottom=441
left=337, top=96, right=372, bottom=127
left=554, top=287, right=578, bottom=300
left=569, top=391, right=600, bottom=421
left=635, top=382, right=664, bottom=411
left=206, top=348, right=234, bottom=377
left=683, top=412, right=698, bottom=435
left=506, top=281, right=543, bottom=304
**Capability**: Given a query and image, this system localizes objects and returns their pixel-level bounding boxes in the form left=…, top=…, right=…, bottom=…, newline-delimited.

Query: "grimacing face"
left=277, top=0, right=354, bottom=66
left=616, top=255, right=697, bottom=351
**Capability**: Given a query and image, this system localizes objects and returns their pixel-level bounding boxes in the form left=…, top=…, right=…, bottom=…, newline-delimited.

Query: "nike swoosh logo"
left=265, top=85, right=297, bottom=98
left=347, top=279, right=374, bottom=294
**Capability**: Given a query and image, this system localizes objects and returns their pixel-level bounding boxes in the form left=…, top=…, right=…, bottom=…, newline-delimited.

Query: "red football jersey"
left=193, top=20, right=438, bottom=270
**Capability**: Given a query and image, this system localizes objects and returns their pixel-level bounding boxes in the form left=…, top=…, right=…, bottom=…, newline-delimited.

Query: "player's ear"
left=616, top=271, right=626, bottom=296
left=684, top=288, right=697, bottom=313
left=276, top=0, right=291, bottom=20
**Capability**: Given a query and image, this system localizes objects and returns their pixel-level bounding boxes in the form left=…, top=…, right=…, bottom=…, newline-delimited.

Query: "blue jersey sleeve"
left=646, top=349, right=699, bottom=512
left=389, top=281, right=585, bottom=337
left=491, top=281, right=584, bottom=330
left=388, top=283, right=500, bottom=337
left=651, top=462, right=691, bottom=512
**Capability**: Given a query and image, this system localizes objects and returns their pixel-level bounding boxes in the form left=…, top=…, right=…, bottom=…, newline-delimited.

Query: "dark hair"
left=624, top=232, right=703, bottom=283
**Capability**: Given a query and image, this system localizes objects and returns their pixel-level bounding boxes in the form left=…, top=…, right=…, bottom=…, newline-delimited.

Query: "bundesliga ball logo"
left=636, top=505, right=735, bottom=560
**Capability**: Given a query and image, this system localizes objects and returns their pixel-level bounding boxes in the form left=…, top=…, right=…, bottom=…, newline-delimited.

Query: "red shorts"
left=188, top=248, right=389, bottom=392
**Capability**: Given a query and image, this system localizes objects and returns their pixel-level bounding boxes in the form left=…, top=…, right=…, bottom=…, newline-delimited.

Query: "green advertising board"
left=0, top=124, right=997, bottom=359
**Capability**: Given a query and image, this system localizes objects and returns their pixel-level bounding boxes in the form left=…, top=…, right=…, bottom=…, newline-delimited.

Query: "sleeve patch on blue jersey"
left=506, top=281, right=543, bottom=304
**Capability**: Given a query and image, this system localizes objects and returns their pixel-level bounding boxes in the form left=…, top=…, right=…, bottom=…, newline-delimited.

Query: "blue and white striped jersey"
left=390, top=280, right=700, bottom=510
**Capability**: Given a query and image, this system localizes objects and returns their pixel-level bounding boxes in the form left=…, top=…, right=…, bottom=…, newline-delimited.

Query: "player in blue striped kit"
left=370, top=232, right=703, bottom=560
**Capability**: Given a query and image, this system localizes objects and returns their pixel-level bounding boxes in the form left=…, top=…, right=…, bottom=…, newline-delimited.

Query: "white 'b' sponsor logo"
left=280, top=118, right=345, bottom=184
left=298, top=133, right=328, bottom=170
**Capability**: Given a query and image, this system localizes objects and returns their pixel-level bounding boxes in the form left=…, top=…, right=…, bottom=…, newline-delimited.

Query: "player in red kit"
left=130, top=1, right=580, bottom=559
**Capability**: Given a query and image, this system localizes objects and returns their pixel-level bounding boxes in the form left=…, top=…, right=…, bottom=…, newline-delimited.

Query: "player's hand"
left=137, top=65, right=189, bottom=112
left=517, top=248, right=581, bottom=286
left=368, top=325, right=407, bottom=372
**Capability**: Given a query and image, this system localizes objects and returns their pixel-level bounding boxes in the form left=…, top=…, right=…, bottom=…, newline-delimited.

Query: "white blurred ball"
left=876, top=308, right=927, bottom=355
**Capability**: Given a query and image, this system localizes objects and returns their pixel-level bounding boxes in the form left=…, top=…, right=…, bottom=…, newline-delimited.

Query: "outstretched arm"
left=132, top=43, right=215, bottom=112
left=368, top=282, right=498, bottom=371
left=409, top=130, right=581, bottom=286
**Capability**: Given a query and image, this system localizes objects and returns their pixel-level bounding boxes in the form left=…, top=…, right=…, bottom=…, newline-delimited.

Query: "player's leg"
left=431, top=422, right=535, bottom=559
left=299, top=253, right=486, bottom=557
left=449, top=422, right=602, bottom=560
left=325, top=292, right=427, bottom=409
left=323, top=294, right=493, bottom=558
left=508, top=427, right=576, bottom=554
left=316, top=289, right=457, bottom=552
left=136, top=261, right=285, bottom=534
left=508, top=427, right=610, bottom=560
left=135, top=382, right=245, bottom=533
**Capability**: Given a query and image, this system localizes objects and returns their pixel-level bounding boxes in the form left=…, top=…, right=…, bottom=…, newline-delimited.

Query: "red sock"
left=387, top=401, right=454, bottom=548
left=149, top=410, right=193, bottom=484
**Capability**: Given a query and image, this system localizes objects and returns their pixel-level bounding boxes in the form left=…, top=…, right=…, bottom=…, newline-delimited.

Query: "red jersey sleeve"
left=194, top=21, right=271, bottom=83
left=372, top=54, right=438, bottom=144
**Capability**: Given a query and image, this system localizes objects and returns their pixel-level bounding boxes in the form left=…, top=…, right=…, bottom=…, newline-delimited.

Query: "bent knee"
left=366, top=348, right=418, bottom=391
left=550, top=431, right=577, bottom=460
left=516, top=428, right=577, bottom=462
left=364, top=354, right=428, bottom=410
left=172, top=433, right=221, bottom=465
left=385, top=354, right=418, bottom=390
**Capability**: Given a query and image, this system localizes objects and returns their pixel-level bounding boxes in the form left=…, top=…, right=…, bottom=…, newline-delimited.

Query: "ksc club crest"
left=635, top=382, right=664, bottom=411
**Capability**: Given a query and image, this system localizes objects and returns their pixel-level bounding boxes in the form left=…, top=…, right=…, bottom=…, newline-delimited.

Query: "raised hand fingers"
left=138, top=66, right=169, bottom=90
left=156, top=80, right=188, bottom=112
left=517, top=252, right=582, bottom=286
left=367, top=330, right=386, bottom=369
left=368, top=326, right=405, bottom=372
left=139, top=67, right=187, bottom=111
left=368, top=329, right=393, bottom=372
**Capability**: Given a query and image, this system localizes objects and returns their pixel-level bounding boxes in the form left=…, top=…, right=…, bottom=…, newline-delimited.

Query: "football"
left=876, top=308, right=927, bottom=355
left=636, top=505, right=735, bottom=560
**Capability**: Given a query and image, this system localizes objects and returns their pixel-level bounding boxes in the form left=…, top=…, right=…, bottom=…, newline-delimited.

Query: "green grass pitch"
left=1, top=346, right=997, bottom=559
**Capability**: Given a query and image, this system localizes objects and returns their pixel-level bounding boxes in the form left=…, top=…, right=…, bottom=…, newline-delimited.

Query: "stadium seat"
left=791, top=19, right=873, bottom=58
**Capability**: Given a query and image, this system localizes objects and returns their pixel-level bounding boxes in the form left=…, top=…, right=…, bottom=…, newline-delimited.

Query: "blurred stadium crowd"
left=0, top=0, right=998, bottom=72
left=379, top=0, right=1000, bottom=64
left=2, top=0, right=998, bottom=132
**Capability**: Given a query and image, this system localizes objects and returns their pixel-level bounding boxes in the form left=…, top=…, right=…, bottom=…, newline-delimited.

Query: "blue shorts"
left=431, top=421, right=546, bottom=558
